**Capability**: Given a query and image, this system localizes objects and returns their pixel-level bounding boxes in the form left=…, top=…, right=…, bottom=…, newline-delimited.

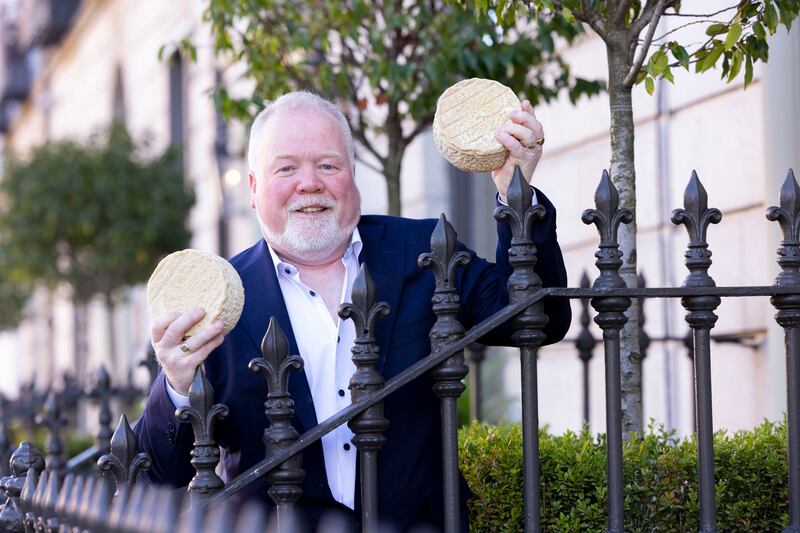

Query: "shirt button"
left=337, top=336, right=340, bottom=343
left=343, top=443, right=351, bottom=451
left=309, top=290, right=316, bottom=296
left=284, top=268, right=291, bottom=274
left=338, top=389, right=345, bottom=397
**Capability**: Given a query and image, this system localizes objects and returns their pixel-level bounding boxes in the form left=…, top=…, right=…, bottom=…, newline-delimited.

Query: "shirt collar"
left=266, top=227, right=363, bottom=276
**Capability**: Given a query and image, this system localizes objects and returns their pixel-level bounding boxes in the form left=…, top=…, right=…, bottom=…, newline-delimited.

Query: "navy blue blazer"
left=135, top=191, right=570, bottom=530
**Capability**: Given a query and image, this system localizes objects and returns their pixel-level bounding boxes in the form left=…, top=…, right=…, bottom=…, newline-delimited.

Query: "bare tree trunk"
left=104, top=292, right=119, bottom=376
left=606, top=36, right=643, bottom=437
left=384, top=102, right=405, bottom=216
left=384, top=153, right=402, bottom=216
left=73, top=301, right=89, bottom=383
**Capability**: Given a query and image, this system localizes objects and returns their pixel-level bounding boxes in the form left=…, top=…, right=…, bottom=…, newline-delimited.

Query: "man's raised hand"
left=491, top=100, right=545, bottom=202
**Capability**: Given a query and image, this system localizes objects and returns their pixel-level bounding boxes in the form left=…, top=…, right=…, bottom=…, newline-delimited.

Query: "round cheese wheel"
left=146, top=249, right=244, bottom=337
left=432, top=78, right=521, bottom=173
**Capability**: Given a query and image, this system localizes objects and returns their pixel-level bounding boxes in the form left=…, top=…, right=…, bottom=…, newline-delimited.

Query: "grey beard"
left=260, top=210, right=358, bottom=262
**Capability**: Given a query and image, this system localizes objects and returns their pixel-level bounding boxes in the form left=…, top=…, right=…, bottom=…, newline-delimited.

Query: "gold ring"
left=180, top=342, right=191, bottom=353
left=524, top=137, right=545, bottom=149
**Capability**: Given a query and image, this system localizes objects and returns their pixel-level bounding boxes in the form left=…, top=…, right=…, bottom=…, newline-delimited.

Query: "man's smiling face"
left=249, top=106, right=361, bottom=263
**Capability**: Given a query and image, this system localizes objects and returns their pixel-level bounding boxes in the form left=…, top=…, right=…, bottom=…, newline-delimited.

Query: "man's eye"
left=320, top=164, right=337, bottom=171
left=277, top=166, right=294, bottom=173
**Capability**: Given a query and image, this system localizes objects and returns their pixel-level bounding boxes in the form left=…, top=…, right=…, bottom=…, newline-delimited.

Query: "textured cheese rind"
left=433, top=78, right=521, bottom=173
left=146, top=249, right=244, bottom=337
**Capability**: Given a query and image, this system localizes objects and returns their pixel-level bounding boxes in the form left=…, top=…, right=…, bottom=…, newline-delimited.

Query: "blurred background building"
left=0, top=0, right=797, bottom=438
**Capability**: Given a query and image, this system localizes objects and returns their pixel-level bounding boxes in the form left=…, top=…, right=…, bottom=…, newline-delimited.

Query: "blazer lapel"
left=238, top=240, right=318, bottom=433
left=357, top=219, right=406, bottom=373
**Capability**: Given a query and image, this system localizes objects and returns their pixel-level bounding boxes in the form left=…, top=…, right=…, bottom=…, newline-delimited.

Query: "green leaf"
left=724, top=23, right=742, bottom=50
left=764, top=0, right=779, bottom=32
left=699, top=41, right=725, bottom=72
left=744, top=54, right=754, bottom=88
left=706, top=23, right=728, bottom=36
left=753, top=21, right=766, bottom=40
left=671, top=43, right=690, bottom=70
left=562, top=7, right=575, bottom=23
left=727, top=50, right=743, bottom=82
left=645, top=76, right=655, bottom=95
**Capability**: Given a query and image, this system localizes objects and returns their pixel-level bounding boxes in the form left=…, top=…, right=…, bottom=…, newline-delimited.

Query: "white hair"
left=247, top=91, right=355, bottom=180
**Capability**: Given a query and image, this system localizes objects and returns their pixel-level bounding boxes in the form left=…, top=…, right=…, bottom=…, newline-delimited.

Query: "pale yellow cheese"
left=146, top=249, right=244, bottom=337
left=433, top=78, right=521, bottom=173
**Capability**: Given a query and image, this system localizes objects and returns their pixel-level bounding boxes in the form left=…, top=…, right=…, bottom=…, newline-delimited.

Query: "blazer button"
left=166, top=421, right=177, bottom=444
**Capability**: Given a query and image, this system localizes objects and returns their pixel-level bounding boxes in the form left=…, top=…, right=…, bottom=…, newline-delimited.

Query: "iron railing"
left=0, top=167, right=798, bottom=532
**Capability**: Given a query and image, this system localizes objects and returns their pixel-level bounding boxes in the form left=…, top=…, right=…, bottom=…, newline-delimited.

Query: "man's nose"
left=297, top=167, right=324, bottom=193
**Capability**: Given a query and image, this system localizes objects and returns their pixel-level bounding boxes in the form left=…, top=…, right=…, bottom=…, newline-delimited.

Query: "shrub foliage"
left=459, top=420, right=788, bottom=532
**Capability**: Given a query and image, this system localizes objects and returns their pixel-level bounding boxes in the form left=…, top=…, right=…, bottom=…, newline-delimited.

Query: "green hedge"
left=459, top=420, right=789, bottom=532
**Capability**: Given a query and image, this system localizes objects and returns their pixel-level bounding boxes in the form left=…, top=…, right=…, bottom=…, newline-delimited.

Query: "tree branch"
left=577, top=0, right=607, bottom=39
left=354, top=154, right=384, bottom=174
left=664, top=5, right=737, bottom=18
left=629, top=0, right=660, bottom=38
left=402, top=115, right=432, bottom=146
left=624, top=0, right=670, bottom=86
left=652, top=19, right=728, bottom=43
left=613, top=0, right=633, bottom=25
left=351, top=126, right=386, bottom=166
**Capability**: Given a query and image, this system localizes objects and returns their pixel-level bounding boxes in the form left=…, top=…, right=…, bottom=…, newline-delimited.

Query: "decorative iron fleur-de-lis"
left=86, top=365, right=114, bottom=456
left=582, top=170, right=634, bottom=290
left=97, top=414, right=152, bottom=494
left=671, top=171, right=722, bottom=288
left=767, top=170, right=800, bottom=286
left=418, top=214, right=470, bottom=394
left=340, top=263, right=390, bottom=389
left=418, top=214, right=471, bottom=299
left=176, top=367, right=229, bottom=497
left=339, top=265, right=391, bottom=402
left=495, top=167, right=547, bottom=247
left=35, top=392, right=67, bottom=473
left=0, top=441, right=44, bottom=533
left=249, top=317, right=305, bottom=508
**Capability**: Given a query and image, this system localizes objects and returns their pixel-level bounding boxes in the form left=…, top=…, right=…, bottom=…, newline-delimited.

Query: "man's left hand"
left=491, top=100, right=544, bottom=203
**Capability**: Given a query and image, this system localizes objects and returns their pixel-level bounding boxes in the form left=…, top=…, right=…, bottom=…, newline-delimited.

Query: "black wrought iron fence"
left=0, top=167, right=798, bottom=532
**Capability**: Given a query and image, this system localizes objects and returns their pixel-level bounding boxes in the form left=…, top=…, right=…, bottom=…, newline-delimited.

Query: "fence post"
left=766, top=169, right=800, bottom=533
left=0, top=396, right=12, bottom=478
left=495, top=168, right=548, bottom=532
left=97, top=414, right=152, bottom=495
left=87, top=365, right=114, bottom=456
left=248, top=317, right=305, bottom=529
left=36, top=393, right=67, bottom=474
left=418, top=214, right=470, bottom=533
left=576, top=271, right=596, bottom=426
left=582, top=170, right=633, bottom=533
left=672, top=172, right=722, bottom=533
left=140, top=342, right=159, bottom=391
left=339, top=266, right=391, bottom=533
left=175, top=367, right=229, bottom=502
left=466, top=343, right=486, bottom=421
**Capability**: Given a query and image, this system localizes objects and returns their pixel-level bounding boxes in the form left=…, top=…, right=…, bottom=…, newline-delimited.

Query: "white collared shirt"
left=166, top=230, right=362, bottom=509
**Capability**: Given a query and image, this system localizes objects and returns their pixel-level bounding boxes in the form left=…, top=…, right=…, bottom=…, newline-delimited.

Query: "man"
left=135, top=92, right=570, bottom=530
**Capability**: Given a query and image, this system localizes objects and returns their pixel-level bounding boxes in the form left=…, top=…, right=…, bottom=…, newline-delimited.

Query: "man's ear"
left=248, top=172, right=257, bottom=209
